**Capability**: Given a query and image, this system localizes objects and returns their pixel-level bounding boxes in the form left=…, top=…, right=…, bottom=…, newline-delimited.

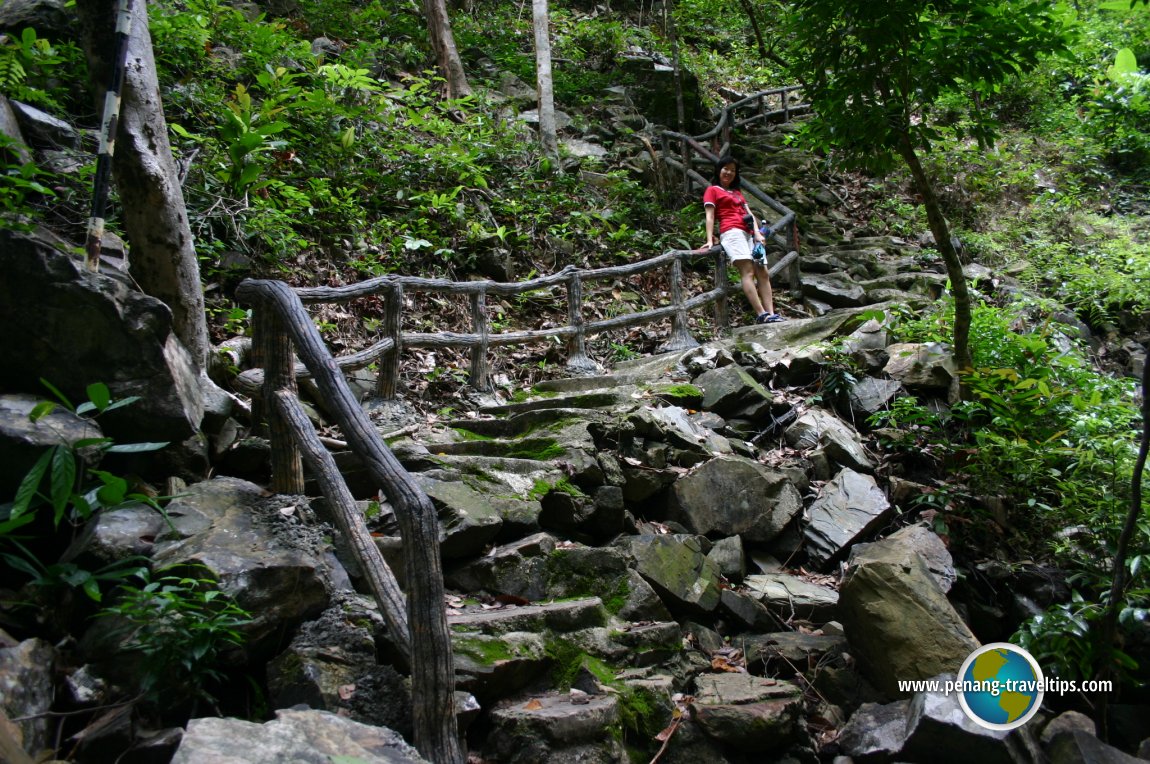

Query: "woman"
left=702, top=155, right=783, bottom=324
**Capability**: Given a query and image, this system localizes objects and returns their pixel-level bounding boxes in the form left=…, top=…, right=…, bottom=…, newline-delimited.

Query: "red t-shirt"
left=703, top=185, right=750, bottom=234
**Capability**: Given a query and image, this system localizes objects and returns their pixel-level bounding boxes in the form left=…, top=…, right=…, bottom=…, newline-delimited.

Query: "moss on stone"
left=505, top=437, right=565, bottom=460
left=652, top=383, right=703, bottom=400
left=452, top=635, right=515, bottom=665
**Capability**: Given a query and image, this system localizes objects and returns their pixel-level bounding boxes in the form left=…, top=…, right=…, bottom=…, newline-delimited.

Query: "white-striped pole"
left=85, top=0, right=133, bottom=272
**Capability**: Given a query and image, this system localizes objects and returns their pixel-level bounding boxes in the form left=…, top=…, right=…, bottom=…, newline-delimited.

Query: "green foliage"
left=99, top=566, right=252, bottom=701
left=1016, top=589, right=1144, bottom=683
left=1, top=382, right=170, bottom=603
left=0, top=141, right=54, bottom=231
left=5, top=382, right=169, bottom=537
left=783, top=0, right=1072, bottom=169
left=0, top=27, right=80, bottom=111
left=2, top=546, right=147, bottom=604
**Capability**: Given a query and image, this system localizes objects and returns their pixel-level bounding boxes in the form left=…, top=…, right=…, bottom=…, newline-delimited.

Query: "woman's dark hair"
left=712, top=155, right=741, bottom=189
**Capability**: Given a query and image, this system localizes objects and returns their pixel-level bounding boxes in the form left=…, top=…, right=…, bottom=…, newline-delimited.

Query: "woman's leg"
left=735, top=259, right=767, bottom=316
left=754, top=261, right=775, bottom=315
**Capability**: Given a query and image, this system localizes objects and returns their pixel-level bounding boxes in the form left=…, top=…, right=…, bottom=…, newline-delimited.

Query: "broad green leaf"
left=11, top=449, right=52, bottom=519
left=86, top=383, right=111, bottom=412
left=49, top=446, right=76, bottom=521
left=29, top=401, right=57, bottom=422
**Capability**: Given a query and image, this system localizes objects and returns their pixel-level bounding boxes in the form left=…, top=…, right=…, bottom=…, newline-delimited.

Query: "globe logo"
left=957, top=642, right=1045, bottom=730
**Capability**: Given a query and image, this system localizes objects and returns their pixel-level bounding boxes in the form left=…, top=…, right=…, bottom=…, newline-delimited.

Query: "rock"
left=0, top=392, right=102, bottom=499
left=1046, top=730, right=1145, bottom=764
left=448, top=597, right=607, bottom=636
left=643, top=405, right=733, bottom=458
left=605, top=567, right=668, bottom=624
left=718, top=588, right=779, bottom=630
left=0, top=229, right=205, bottom=452
left=71, top=503, right=167, bottom=567
left=169, top=708, right=426, bottom=763
left=445, top=532, right=557, bottom=600
left=0, top=0, right=75, bottom=38
left=484, top=691, right=624, bottom=763
left=900, top=681, right=1031, bottom=763
left=1040, top=710, right=1097, bottom=745
left=884, top=342, right=959, bottom=401
left=267, top=594, right=412, bottom=736
left=627, top=534, right=722, bottom=615
left=151, top=477, right=332, bottom=647
left=740, top=632, right=849, bottom=675
left=668, top=457, right=803, bottom=543
left=845, top=377, right=904, bottom=418
left=539, top=484, right=623, bottom=541
left=0, top=96, right=31, bottom=165
left=803, top=468, right=892, bottom=566
left=743, top=572, right=839, bottom=622
left=692, top=673, right=801, bottom=705
left=838, top=538, right=979, bottom=696
left=692, top=365, right=772, bottom=418
left=853, top=523, right=956, bottom=593
left=801, top=273, right=868, bottom=308
left=452, top=631, right=550, bottom=706
left=690, top=694, right=804, bottom=752
left=0, top=638, right=56, bottom=757
left=836, top=699, right=913, bottom=759
left=9, top=99, right=80, bottom=148
left=785, top=408, right=873, bottom=473
left=413, top=474, right=505, bottom=558
left=707, top=536, right=746, bottom=582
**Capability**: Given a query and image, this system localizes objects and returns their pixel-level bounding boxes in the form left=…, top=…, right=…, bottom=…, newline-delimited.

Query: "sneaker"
left=765, top=313, right=785, bottom=323
left=755, top=312, right=772, bottom=324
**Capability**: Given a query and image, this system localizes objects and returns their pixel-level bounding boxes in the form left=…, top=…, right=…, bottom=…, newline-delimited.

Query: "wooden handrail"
left=235, top=278, right=462, bottom=764
left=234, top=243, right=802, bottom=397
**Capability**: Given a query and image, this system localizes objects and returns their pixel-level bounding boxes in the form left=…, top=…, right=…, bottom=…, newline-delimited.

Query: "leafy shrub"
left=99, top=567, right=252, bottom=703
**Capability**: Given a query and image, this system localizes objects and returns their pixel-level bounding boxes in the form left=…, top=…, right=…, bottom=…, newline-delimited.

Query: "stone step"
left=478, top=389, right=637, bottom=418
left=449, top=596, right=607, bottom=635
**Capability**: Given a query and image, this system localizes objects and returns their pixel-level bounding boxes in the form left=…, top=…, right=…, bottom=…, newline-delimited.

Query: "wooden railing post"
left=251, top=302, right=304, bottom=494
left=712, top=246, right=730, bottom=333
left=469, top=288, right=490, bottom=390
left=565, top=271, right=598, bottom=374
left=375, top=281, right=403, bottom=400
left=660, top=255, right=699, bottom=352
left=789, top=220, right=803, bottom=300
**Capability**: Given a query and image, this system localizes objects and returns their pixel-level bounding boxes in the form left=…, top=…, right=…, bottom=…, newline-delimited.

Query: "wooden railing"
left=234, top=279, right=461, bottom=764
left=236, top=246, right=800, bottom=401
left=661, top=84, right=809, bottom=297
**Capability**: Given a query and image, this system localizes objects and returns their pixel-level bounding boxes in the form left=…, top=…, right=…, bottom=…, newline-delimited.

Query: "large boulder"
left=838, top=537, right=979, bottom=696
left=785, top=408, right=873, bottom=473
left=150, top=477, right=332, bottom=648
left=668, top=456, right=803, bottom=543
left=0, top=229, right=204, bottom=450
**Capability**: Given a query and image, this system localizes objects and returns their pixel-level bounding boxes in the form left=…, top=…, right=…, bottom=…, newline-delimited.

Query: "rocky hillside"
left=1, top=0, right=1148, bottom=762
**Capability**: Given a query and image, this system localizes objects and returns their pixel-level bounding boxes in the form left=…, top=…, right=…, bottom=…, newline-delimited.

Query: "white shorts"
left=720, top=228, right=753, bottom=262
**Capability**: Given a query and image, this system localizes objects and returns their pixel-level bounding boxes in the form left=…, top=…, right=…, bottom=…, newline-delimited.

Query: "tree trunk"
left=734, top=0, right=768, bottom=61
left=664, top=0, right=686, bottom=133
left=896, top=132, right=971, bottom=372
left=1096, top=344, right=1150, bottom=737
left=422, top=0, right=472, bottom=100
left=532, top=0, right=559, bottom=163
left=77, top=0, right=210, bottom=371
